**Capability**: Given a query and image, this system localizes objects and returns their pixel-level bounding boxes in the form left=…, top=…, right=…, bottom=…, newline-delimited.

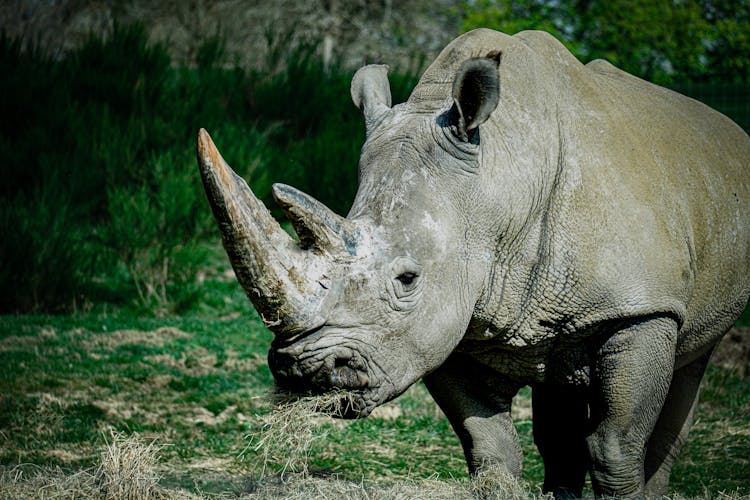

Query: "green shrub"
left=101, top=151, right=202, bottom=313
left=0, top=182, right=89, bottom=312
left=0, top=24, right=421, bottom=314
left=67, top=23, right=171, bottom=121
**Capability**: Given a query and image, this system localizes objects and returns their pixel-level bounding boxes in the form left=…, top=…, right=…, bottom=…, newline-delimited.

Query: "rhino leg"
left=587, top=316, right=678, bottom=497
left=532, top=384, right=590, bottom=498
left=644, top=347, right=713, bottom=496
left=423, top=352, right=522, bottom=476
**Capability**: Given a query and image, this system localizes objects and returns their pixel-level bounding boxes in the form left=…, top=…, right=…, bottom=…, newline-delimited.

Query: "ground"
left=0, top=312, right=747, bottom=498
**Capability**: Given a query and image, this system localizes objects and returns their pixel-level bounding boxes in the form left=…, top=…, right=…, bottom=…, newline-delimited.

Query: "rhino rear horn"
left=197, top=129, right=330, bottom=337
left=272, top=184, right=358, bottom=256
left=450, top=52, right=502, bottom=142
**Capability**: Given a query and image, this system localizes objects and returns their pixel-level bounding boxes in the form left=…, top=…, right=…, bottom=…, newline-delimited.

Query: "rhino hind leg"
left=423, top=352, right=522, bottom=477
left=531, top=384, right=590, bottom=498
left=644, top=348, right=713, bottom=496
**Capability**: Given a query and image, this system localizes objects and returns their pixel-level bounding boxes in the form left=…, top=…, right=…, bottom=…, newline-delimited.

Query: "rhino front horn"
left=196, top=129, right=332, bottom=337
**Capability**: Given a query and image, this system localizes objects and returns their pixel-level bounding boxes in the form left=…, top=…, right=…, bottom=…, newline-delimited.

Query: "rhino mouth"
left=267, top=328, right=386, bottom=418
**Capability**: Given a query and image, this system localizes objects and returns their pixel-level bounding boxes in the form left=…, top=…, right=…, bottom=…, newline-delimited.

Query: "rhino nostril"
left=334, top=357, right=349, bottom=368
left=330, top=359, right=369, bottom=389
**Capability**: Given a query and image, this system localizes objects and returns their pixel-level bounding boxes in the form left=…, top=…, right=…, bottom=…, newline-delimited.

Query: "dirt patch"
left=185, top=457, right=235, bottom=471
left=185, top=405, right=240, bottom=427
left=144, top=347, right=217, bottom=376
left=712, top=327, right=750, bottom=378
left=144, top=347, right=266, bottom=376
left=83, top=326, right=192, bottom=351
left=222, top=349, right=267, bottom=372
left=0, top=334, right=43, bottom=351
left=370, top=404, right=403, bottom=420
left=43, top=448, right=87, bottom=464
left=92, top=400, right=140, bottom=421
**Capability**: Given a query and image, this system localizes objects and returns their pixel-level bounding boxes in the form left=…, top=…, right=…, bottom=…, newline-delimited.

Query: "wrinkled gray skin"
left=198, top=29, right=750, bottom=498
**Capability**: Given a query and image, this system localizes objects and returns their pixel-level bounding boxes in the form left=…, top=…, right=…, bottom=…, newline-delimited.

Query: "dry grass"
left=0, top=464, right=99, bottom=499
left=243, top=390, right=359, bottom=477
left=0, top=430, right=196, bottom=500
left=95, top=430, right=164, bottom=499
left=470, top=464, right=547, bottom=499
left=242, top=391, right=549, bottom=499
left=247, top=465, right=549, bottom=499
left=0, top=425, right=740, bottom=499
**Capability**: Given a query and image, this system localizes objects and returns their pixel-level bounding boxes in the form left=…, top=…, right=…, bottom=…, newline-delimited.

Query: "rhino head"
left=198, top=54, right=504, bottom=417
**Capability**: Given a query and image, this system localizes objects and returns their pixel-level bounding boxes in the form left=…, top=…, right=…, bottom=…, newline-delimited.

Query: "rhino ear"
left=449, top=52, right=502, bottom=143
left=351, top=64, right=392, bottom=131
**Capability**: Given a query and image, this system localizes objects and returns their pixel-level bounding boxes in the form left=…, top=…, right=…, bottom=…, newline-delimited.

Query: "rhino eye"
left=396, top=272, right=418, bottom=286
left=388, top=257, right=423, bottom=308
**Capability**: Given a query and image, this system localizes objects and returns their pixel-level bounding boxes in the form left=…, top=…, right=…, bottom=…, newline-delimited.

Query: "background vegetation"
left=0, top=3, right=748, bottom=497
left=0, top=24, right=418, bottom=314
left=459, top=0, right=750, bottom=85
left=1, top=3, right=749, bottom=313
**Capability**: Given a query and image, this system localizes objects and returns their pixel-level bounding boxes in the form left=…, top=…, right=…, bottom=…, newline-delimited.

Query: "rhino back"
left=563, top=59, right=750, bottom=360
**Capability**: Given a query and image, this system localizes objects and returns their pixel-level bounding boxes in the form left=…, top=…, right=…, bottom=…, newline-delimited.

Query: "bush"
left=0, top=25, right=222, bottom=313
left=0, top=24, right=420, bottom=314
left=0, top=183, right=89, bottom=312
left=101, top=151, right=209, bottom=314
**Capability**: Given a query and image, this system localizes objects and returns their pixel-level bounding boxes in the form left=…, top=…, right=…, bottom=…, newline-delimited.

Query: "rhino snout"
left=268, top=346, right=370, bottom=393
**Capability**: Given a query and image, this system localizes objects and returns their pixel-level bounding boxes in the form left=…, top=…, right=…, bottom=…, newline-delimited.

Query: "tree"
left=458, top=0, right=750, bottom=83
left=701, top=0, right=750, bottom=82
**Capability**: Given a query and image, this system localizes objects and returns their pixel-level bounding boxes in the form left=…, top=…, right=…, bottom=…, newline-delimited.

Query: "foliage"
left=702, top=0, right=750, bottom=82
left=0, top=183, right=89, bottom=313
left=247, top=40, right=419, bottom=216
left=0, top=24, right=420, bottom=314
left=458, top=0, right=584, bottom=55
left=0, top=24, right=218, bottom=313
left=458, top=0, right=750, bottom=84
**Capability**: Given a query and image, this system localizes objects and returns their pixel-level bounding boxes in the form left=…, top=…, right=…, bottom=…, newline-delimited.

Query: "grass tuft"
left=470, top=463, right=547, bottom=499
left=95, top=430, right=164, bottom=499
left=0, top=464, right=99, bottom=499
left=0, top=430, right=188, bottom=499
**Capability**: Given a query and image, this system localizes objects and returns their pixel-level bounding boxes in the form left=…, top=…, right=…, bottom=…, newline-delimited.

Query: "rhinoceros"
left=197, top=29, right=750, bottom=497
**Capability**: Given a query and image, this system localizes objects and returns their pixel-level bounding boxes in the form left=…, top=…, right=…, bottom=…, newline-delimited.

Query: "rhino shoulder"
left=514, top=30, right=583, bottom=68
left=585, top=58, right=618, bottom=73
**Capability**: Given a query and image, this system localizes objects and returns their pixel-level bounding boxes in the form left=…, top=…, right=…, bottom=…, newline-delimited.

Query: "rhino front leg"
left=424, top=352, right=522, bottom=476
left=587, top=316, right=677, bottom=497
